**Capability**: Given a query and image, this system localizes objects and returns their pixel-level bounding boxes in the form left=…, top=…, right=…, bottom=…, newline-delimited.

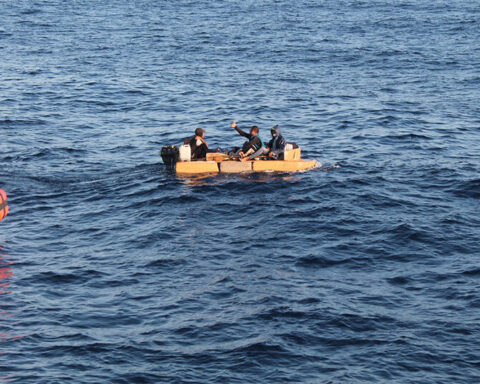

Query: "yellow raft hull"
left=175, top=148, right=318, bottom=174
left=176, top=159, right=318, bottom=174
left=176, top=161, right=220, bottom=174
left=253, top=160, right=318, bottom=172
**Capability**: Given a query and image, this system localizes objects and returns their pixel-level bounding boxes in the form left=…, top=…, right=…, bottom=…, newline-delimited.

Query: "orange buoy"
left=0, top=189, right=8, bottom=222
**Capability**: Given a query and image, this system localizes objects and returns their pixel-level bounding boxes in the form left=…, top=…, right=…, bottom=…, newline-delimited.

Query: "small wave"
left=28, top=270, right=107, bottom=285
left=378, top=222, right=431, bottom=244
left=461, top=267, right=480, bottom=277
left=17, top=20, right=53, bottom=28
left=386, top=276, right=411, bottom=285
left=144, top=258, right=186, bottom=268
left=28, top=147, right=87, bottom=159
left=258, top=306, right=308, bottom=320
left=0, top=29, right=12, bottom=37
left=231, top=340, right=289, bottom=355
left=449, top=178, right=480, bottom=198
left=295, top=254, right=367, bottom=268
left=381, top=133, right=433, bottom=141
left=0, top=118, right=47, bottom=126
left=22, top=69, right=43, bottom=76
left=20, top=9, right=42, bottom=15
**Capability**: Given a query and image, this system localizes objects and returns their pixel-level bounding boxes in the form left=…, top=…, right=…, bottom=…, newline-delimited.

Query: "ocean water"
left=1, top=0, right=479, bottom=382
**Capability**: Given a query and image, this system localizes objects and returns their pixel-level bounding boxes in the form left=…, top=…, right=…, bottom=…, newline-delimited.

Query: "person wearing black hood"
left=266, top=125, right=287, bottom=159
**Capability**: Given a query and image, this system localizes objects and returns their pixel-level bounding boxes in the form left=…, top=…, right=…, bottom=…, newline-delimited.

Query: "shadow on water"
left=176, top=172, right=302, bottom=186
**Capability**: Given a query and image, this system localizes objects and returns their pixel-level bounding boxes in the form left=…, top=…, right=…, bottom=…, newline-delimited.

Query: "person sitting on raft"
left=230, top=121, right=268, bottom=161
left=184, top=128, right=209, bottom=159
left=265, top=125, right=287, bottom=159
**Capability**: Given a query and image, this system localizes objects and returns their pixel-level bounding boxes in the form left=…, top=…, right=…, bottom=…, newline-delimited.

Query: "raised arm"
left=231, top=121, right=249, bottom=138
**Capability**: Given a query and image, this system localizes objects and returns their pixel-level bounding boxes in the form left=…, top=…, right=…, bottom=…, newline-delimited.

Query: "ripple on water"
left=1, top=0, right=480, bottom=383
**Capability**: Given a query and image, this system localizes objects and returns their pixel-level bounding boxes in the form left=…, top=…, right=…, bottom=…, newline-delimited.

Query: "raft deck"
left=175, top=148, right=319, bottom=174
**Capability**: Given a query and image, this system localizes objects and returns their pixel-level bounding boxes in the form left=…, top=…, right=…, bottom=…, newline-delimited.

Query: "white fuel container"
left=179, top=144, right=191, bottom=161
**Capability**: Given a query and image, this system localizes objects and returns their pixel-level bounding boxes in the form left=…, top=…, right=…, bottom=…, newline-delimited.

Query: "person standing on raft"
left=230, top=121, right=268, bottom=161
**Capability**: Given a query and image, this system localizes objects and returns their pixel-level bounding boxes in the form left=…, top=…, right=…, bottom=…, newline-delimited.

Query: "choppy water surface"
left=1, top=1, right=479, bottom=382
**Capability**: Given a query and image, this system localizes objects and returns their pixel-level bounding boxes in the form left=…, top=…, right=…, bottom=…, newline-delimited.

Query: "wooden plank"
left=206, top=153, right=229, bottom=162
left=219, top=161, right=253, bottom=173
left=176, top=161, right=219, bottom=174
left=252, top=160, right=318, bottom=172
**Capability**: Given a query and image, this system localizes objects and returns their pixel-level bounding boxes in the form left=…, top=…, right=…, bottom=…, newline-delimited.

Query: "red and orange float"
left=0, top=189, right=8, bottom=222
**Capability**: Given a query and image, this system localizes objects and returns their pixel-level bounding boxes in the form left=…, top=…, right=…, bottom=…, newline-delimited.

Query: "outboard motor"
left=160, top=145, right=179, bottom=169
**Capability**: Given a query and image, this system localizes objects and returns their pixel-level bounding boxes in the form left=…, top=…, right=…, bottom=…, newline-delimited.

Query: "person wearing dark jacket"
left=184, top=128, right=209, bottom=159
left=266, top=125, right=287, bottom=159
left=230, top=121, right=268, bottom=161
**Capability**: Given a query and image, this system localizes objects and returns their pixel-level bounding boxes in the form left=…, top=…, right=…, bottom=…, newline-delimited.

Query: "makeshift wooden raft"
left=176, top=148, right=319, bottom=174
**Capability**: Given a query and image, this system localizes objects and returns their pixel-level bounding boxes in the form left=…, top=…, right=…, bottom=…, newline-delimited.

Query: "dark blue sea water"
left=1, top=0, right=479, bottom=382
